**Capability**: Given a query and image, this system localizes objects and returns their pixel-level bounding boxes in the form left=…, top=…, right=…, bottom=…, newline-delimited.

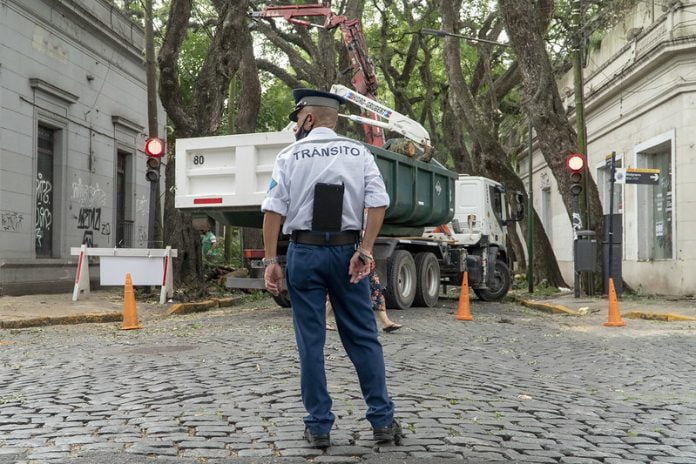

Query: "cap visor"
left=289, top=108, right=299, bottom=122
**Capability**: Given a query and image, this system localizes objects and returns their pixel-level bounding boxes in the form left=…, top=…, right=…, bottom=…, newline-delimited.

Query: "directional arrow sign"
left=624, top=168, right=660, bottom=185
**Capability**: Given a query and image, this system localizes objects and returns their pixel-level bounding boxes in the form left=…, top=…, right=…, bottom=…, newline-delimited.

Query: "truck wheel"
left=413, top=252, right=440, bottom=308
left=384, top=250, right=417, bottom=310
left=272, top=291, right=292, bottom=308
left=473, top=261, right=511, bottom=302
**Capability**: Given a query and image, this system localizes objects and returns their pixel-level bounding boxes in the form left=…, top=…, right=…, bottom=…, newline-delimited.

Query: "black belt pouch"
left=312, top=183, right=344, bottom=232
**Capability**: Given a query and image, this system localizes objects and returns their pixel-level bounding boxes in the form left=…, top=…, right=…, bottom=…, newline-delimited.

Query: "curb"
left=509, top=294, right=578, bottom=316
left=510, top=294, right=696, bottom=322
left=622, top=311, right=696, bottom=322
left=166, top=296, right=243, bottom=316
left=0, top=296, right=244, bottom=329
left=0, top=312, right=122, bottom=329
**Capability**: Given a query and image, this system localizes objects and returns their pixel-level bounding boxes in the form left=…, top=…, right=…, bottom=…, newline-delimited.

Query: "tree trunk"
left=499, top=0, right=605, bottom=289
left=440, top=0, right=567, bottom=287
left=158, top=0, right=251, bottom=294
left=441, top=91, right=474, bottom=174
left=163, top=147, right=205, bottom=299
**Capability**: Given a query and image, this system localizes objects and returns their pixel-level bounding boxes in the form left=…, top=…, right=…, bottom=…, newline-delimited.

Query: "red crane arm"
left=252, top=3, right=384, bottom=146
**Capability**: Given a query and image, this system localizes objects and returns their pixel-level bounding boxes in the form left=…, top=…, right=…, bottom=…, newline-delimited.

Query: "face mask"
left=295, top=114, right=314, bottom=141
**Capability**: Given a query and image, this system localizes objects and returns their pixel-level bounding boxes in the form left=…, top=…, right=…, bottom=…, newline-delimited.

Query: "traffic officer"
left=261, top=89, right=402, bottom=448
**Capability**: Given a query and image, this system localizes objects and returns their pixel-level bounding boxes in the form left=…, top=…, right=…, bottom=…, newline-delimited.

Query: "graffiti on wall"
left=35, top=173, right=53, bottom=248
left=136, top=226, right=147, bottom=246
left=71, top=178, right=106, bottom=207
left=1, top=211, right=25, bottom=232
left=71, top=178, right=109, bottom=247
left=135, top=194, right=148, bottom=218
left=77, top=207, right=99, bottom=246
left=76, top=207, right=111, bottom=246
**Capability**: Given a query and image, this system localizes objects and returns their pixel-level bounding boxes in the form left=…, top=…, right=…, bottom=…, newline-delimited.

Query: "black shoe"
left=304, top=426, right=330, bottom=448
left=373, top=420, right=404, bottom=444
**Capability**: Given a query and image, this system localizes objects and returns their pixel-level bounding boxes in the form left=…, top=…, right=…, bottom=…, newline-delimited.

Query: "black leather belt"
left=291, top=230, right=360, bottom=246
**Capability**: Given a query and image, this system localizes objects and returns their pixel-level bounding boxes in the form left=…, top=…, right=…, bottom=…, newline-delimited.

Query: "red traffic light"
left=565, top=153, right=585, bottom=172
left=144, top=137, right=165, bottom=157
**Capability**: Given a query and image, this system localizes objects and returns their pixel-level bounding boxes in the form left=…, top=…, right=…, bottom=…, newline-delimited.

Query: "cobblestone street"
left=1, top=296, right=695, bottom=464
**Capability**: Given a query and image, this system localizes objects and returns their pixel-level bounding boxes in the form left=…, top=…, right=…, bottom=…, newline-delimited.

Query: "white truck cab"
left=423, top=175, right=523, bottom=302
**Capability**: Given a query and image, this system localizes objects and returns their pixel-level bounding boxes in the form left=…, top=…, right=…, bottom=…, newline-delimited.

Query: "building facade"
left=519, top=0, right=696, bottom=295
left=0, top=0, right=165, bottom=294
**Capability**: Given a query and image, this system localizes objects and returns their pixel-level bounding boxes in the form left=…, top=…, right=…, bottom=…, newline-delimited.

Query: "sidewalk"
left=0, top=289, right=242, bottom=329
left=510, top=290, right=696, bottom=321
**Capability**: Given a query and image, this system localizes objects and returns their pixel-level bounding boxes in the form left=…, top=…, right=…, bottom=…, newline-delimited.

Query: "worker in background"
left=261, top=88, right=402, bottom=448
left=199, top=218, right=219, bottom=262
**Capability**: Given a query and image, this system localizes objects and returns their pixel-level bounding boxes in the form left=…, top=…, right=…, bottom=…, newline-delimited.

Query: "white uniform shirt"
left=261, top=127, right=390, bottom=235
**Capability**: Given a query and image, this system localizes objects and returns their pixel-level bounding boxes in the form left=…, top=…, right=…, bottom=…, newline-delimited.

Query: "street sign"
left=617, top=168, right=660, bottom=185
left=605, top=154, right=614, bottom=168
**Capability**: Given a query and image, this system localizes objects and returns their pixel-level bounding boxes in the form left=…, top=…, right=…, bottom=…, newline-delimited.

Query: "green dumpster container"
left=369, top=145, right=457, bottom=236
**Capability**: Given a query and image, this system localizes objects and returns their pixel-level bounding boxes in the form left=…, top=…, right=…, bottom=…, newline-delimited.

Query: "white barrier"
left=71, top=245, right=178, bottom=304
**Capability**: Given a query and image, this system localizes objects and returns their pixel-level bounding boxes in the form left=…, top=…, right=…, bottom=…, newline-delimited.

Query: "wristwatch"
left=262, top=257, right=279, bottom=266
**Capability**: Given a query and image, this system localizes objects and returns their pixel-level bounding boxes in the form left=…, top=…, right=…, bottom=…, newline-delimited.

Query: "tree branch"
left=254, top=21, right=318, bottom=85
left=257, top=59, right=304, bottom=89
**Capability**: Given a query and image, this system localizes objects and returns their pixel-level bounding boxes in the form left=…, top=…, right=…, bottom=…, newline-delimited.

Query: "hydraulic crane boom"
left=331, top=84, right=432, bottom=154
left=252, top=2, right=384, bottom=146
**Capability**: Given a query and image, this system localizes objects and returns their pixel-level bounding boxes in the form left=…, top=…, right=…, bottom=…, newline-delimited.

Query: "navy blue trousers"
left=286, top=242, right=394, bottom=435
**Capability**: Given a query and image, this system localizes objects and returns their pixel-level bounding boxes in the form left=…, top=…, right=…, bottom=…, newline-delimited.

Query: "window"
left=541, top=187, right=552, bottom=243
left=36, top=126, right=55, bottom=257
left=637, top=140, right=673, bottom=260
left=489, top=186, right=504, bottom=224
left=116, top=151, right=134, bottom=247
left=597, top=155, right=623, bottom=215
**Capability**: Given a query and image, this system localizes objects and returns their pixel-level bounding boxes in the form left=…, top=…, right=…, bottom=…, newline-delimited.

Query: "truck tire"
left=413, top=252, right=440, bottom=308
left=384, top=250, right=417, bottom=310
left=272, top=290, right=292, bottom=308
left=474, top=261, right=511, bottom=302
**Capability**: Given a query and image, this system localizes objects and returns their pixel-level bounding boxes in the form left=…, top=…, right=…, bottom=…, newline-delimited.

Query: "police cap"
left=289, top=88, right=347, bottom=122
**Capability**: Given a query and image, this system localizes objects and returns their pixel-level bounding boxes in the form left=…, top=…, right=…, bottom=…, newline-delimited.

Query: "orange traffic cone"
left=120, top=273, right=142, bottom=330
left=603, top=277, right=625, bottom=327
left=455, top=271, right=473, bottom=321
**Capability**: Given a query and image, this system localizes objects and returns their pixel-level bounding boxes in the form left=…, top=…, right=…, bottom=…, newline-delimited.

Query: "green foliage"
left=257, top=77, right=293, bottom=132
left=177, top=29, right=212, bottom=108
left=112, top=0, right=145, bottom=26
left=547, top=0, right=642, bottom=68
left=512, top=274, right=561, bottom=296
left=203, top=228, right=242, bottom=268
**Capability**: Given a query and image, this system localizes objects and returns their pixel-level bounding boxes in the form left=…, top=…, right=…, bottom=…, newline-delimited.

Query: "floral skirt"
left=369, top=272, right=386, bottom=312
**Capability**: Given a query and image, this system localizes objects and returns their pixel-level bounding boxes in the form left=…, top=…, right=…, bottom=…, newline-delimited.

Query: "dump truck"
left=175, top=128, right=523, bottom=309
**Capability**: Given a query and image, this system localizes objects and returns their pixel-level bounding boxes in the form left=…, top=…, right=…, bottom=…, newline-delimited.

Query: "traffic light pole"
left=607, top=151, right=616, bottom=288
left=572, top=190, right=582, bottom=298
left=145, top=0, right=158, bottom=249
left=148, top=178, right=157, bottom=248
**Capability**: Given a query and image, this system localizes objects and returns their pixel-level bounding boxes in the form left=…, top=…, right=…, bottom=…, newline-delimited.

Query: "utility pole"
left=145, top=0, right=159, bottom=248
left=527, top=120, right=534, bottom=293
left=572, top=0, right=589, bottom=229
